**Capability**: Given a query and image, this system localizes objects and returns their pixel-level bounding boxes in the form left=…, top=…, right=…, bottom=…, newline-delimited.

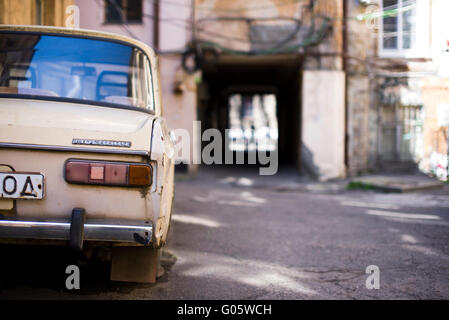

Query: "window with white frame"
left=379, top=0, right=430, bottom=58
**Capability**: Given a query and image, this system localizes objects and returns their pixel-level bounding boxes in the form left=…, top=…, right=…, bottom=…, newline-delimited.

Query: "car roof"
left=0, top=24, right=157, bottom=60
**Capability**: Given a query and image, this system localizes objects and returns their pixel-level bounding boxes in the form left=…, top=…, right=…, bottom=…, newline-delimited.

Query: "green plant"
left=347, top=181, right=376, bottom=191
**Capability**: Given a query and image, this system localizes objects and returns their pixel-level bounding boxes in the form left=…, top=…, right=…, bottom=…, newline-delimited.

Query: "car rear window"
left=0, top=32, right=154, bottom=111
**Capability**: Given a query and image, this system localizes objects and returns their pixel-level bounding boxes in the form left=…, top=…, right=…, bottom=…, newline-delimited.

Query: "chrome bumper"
left=0, top=219, right=153, bottom=245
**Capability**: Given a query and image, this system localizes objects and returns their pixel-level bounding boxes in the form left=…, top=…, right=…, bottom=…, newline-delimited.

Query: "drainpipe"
left=343, top=0, right=349, bottom=172
left=191, top=0, right=196, bottom=45
left=153, top=0, right=160, bottom=51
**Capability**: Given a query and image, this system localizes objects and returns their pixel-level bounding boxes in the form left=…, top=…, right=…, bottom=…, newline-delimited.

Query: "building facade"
left=2, top=0, right=448, bottom=181
left=345, top=0, right=449, bottom=180
left=191, top=0, right=449, bottom=180
left=0, top=0, right=74, bottom=26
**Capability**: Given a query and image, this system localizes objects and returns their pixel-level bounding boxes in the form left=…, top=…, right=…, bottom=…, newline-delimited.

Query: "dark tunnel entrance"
left=197, top=54, right=303, bottom=171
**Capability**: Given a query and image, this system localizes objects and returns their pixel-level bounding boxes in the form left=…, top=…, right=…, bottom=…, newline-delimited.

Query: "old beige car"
left=0, top=25, right=175, bottom=283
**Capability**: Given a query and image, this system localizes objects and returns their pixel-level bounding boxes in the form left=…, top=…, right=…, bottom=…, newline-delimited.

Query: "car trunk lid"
left=0, top=98, right=154, bottom=155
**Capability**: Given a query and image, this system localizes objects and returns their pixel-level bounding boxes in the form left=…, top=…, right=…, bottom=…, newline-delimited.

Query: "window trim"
left=378, top=0, right=430, bottom=58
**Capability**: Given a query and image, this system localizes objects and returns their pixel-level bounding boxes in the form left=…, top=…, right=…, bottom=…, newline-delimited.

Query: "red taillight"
left=65, top=160, right=152, bottom=187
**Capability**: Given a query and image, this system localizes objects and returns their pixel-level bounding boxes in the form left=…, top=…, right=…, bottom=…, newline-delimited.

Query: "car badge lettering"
left=72, top=139, right=132, bottom=148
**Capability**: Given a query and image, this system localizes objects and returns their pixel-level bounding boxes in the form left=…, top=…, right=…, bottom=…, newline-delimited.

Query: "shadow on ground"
left=0, top=244, right=177, bottom=298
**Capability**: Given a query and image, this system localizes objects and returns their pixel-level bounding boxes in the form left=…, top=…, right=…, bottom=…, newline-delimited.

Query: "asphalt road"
left=1, top=167, right=448, bottom=299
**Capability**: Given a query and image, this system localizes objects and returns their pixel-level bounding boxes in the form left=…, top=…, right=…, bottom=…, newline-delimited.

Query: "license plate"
left=0, top=172, right=44, bottom=200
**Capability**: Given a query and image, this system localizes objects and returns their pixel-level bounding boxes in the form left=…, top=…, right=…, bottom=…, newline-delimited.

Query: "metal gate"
left=378, top=104, right=424, bottom=162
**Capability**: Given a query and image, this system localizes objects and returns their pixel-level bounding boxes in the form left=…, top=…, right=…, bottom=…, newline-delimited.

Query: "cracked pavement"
left=0, top=167, right=448, bottom=299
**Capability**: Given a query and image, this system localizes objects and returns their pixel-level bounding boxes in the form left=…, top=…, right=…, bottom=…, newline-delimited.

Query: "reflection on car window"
left=0, top=33, right=153, bottom=110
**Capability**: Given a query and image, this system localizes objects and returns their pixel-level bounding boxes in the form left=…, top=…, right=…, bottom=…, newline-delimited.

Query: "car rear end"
left=0, top=26, right=169, bottom=267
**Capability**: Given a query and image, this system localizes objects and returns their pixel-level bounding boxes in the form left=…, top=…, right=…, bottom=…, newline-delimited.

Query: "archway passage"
left=198, top=53, right=303, bottom=171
